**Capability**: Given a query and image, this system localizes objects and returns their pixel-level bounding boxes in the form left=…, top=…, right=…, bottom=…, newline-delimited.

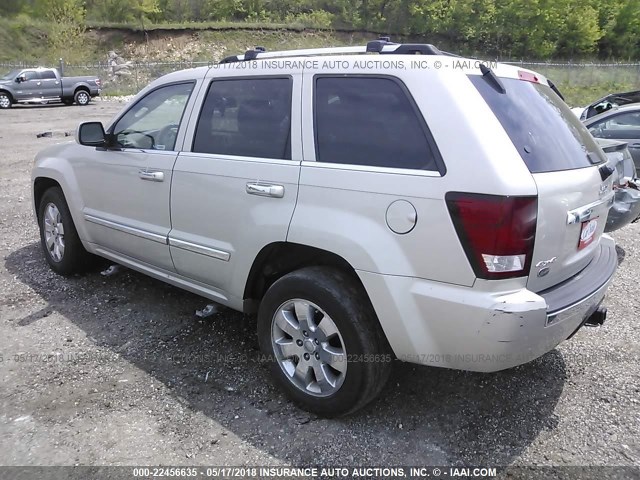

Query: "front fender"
left=32, top=143, right=93, bottom=247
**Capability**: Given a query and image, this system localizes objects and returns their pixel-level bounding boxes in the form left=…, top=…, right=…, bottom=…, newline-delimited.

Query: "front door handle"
left=628, top=143, right=640, bottom=149
left=246, top=182, right=284, bottom=198
left=138, top=170, right=164, bottom=182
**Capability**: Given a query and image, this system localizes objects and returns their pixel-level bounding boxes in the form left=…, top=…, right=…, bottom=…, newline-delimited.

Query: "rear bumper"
left=358, top=236, right=618, bottom=372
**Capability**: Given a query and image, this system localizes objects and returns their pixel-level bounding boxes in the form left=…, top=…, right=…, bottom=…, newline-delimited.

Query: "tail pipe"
left=584, top=306, right=607, bottom=327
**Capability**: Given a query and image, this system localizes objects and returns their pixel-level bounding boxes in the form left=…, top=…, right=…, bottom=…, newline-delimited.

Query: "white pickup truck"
left=0, top=67, right=101, bottom=108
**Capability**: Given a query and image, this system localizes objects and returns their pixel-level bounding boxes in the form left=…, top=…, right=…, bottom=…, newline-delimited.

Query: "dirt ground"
left=0, top=101, right=639, bottom=471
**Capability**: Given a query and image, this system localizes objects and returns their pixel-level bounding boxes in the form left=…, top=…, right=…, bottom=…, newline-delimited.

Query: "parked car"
left=595, top=138, right=640, bottom=232
left=584, top=103, right=640, bottom=171
left=31, top=40, right=618, bottom=416
left=0, top=67, right=101, bottom=109
left=576, top=89, right=640, bottom=120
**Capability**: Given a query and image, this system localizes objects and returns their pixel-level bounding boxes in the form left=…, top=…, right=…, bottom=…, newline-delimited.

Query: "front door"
left=15, top=70, right=41, bottom=100
left=169, top=72, right=302, bottom=304
left=75, top=81, right=198, bottom=271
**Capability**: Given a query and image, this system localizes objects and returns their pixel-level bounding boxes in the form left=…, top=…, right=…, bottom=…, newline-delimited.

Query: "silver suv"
left=31, top=40, right=618, bottom=416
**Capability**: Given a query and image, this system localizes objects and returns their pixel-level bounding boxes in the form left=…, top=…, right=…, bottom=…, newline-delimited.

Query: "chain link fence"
left=2, top=60, right=640, bottom=105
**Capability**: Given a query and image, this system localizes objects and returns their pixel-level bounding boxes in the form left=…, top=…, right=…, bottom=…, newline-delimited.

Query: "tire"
left=74, top=90, right=90, bottom=106
left=0, top=91, right=12, bottom=109
left=38, top=187, right=94, bottom=275
left=62, top=98, right=74, bottom=106
left=257, top=266, right=392, bottom=417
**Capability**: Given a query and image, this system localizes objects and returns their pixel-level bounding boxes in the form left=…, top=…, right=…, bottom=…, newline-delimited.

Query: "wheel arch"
left=33, top=177, right=63, bottom=222
left=243, top=242, right=371, bottom=313
left=0, top=89, right=14, bottom=100
left=74, top=85, right=90, bottom=95
left=32, top=169, right=91, bottom=248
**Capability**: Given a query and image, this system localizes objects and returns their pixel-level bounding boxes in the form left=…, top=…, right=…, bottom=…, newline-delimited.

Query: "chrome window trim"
left=178, top=151, right=300, bottom=166
left=300, top=161, right=442, bottom=177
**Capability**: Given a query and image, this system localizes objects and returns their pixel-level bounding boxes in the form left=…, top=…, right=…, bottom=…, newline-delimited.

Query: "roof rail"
left=218, top=37, right=452, bottom=64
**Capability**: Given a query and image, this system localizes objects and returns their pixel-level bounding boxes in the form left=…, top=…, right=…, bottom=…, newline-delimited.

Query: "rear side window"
left=40, top=70, right=57, bottom=80
left=314, top=76, right=442, bottom=172
left=470, top=76, right=606, bottom=173
left=193, top=77, right=292, bottom=160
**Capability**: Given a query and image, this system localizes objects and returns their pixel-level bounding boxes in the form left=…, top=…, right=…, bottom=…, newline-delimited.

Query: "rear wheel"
left=38, top=187, right=95, bottom=275
left=257, top=266, right=392, bottom=416
left=74, top=90, right=90, bottom=106
left=0, top=92, right=12, bottom=109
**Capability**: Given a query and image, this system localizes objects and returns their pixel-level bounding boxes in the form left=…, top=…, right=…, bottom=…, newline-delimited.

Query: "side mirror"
left=16, top=75, right=26, bottom=83
left=76, top=121, right=107, bottom=147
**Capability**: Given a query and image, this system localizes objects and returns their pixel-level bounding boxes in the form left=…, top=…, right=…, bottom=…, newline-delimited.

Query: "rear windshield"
left=470, top=75, right=606, bottom=173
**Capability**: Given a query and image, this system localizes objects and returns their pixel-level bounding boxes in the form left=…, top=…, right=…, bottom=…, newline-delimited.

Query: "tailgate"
left=528, top=168, right=613, bottom=292
left=469, top=72, right=612, bottom=292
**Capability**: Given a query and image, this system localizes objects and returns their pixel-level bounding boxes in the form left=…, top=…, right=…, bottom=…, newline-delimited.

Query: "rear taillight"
left=446, top=192, right=537, bottom=280
left=95, top=79, right=101, bottom=87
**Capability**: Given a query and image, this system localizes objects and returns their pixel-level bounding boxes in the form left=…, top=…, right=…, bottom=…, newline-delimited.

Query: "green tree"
left=34, top=0, right=86, bottom=56
left=132, top=0, right=161, bottom=31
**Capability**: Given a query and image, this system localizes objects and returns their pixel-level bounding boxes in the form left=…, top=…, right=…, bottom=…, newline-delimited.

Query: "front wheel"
left=74, top=90, right=90, bottom=106
left=0, top=92, right=12, bottom=109
left=257, top=267, right=392, bottom=417
left=38, top=187, right=94, bottom=275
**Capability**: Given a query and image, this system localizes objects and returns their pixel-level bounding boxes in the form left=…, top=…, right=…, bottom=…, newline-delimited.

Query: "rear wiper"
left=479, top=64, right=505, bottom=94
left=548, top=79, right=565, bottom=101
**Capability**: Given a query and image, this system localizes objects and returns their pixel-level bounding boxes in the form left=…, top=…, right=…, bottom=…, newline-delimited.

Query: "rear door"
left=39, top=69, right=61, bottom=99
left=471, top=74, right=613, bottom=292
left=168, top=71, right=302, bottom=302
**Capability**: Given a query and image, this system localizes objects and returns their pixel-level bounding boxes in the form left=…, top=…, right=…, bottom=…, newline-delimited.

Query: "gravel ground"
left=0, top=102, right=639, bottom=472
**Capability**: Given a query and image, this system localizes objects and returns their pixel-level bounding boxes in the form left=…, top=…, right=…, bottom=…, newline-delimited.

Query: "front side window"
left=112, top=82, right=195, bottom=151
left=22, top=71, right=40, bottom=81
left=193, top=77, right=292, bottom=160
left=314, top=76, right=441, bottom=171
left=588, top=111, right=640, bottom=140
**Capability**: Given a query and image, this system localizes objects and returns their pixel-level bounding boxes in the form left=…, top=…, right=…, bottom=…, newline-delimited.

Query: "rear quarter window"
left=470, top=75, right=606, bottom=173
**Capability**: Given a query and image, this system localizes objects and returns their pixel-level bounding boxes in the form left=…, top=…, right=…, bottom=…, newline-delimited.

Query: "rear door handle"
left=138, top=170, right=164, bottom=182
left=246, top=182, right=284, bottom=198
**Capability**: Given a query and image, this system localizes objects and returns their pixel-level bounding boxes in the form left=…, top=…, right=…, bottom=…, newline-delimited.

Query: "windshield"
left=470, top=75, right=606, bottom=173
left=1, top=70, right=20, bottom=81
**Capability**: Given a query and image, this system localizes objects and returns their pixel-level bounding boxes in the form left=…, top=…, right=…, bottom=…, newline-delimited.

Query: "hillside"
left=1, top=18, right=638, bottom=106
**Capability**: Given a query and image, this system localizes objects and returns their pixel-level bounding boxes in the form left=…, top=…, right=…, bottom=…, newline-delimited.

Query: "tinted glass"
left=588, top=111, right=640, bottom=140
left=314, top=76, right=438, bottom=171
left=112, top=82, right=194, bottom=151
left=40, top=70, right=57, bottom=79
left=470, top=75, right=605, bottom=173
left=193, top=78, right=292, bottom=160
